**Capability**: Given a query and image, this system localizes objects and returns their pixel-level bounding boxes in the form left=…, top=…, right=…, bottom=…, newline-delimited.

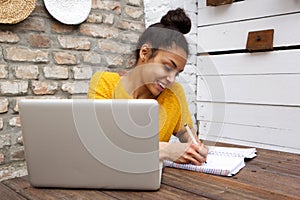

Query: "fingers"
left=189, top=143, right=207, bottom=164
left=171, top=142, right=209, bottom=165
left=195, top=141, right=209, bottom=158
left=198, top=143, right=209, bottom=159
left=185, top=156, right=202, bottom=166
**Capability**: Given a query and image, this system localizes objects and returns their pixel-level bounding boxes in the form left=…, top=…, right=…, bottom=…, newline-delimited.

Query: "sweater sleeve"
left=171, top=83, right=193, bottom=134
left=87, top=72, right=120, bottom=99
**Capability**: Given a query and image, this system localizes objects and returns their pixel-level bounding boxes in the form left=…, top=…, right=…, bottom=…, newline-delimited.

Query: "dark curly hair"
left=135, top=8, right=191, bottom=62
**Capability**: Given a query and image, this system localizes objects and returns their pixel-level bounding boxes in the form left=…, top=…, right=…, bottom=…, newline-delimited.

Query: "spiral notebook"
left=163, top=146, right=256, bottom=176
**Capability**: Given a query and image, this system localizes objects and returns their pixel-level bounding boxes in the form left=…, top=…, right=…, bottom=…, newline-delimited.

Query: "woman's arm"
left=159, top=140, right=208, bottom=165
left=175, top=127, right=199, bottom=143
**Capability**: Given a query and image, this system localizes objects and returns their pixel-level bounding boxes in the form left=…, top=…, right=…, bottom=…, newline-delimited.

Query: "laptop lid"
left=19, top=99, right=161, bottom=190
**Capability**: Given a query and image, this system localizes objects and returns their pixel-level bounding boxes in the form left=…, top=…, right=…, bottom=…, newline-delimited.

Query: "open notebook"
left=163, top=146, right=256, bottom=176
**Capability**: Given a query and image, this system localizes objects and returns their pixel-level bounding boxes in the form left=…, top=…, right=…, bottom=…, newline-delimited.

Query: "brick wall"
left=0, top=0, right=145, bottom=181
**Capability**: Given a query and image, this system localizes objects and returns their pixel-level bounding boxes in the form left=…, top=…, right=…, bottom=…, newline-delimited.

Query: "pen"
left=184, top=123, right=197, bottom=144
left=184, top=123, right=207, bottom=163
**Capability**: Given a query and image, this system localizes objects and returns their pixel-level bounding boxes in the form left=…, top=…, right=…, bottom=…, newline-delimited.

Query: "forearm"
left=175, top=128, right=199, bottom=143
left=159, top=142, right=184, bottom=161
left=159, top=142, right=169, bottom=161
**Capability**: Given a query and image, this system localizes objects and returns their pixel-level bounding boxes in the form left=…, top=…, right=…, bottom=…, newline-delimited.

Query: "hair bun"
left=160, top=8, right=191, bottom=34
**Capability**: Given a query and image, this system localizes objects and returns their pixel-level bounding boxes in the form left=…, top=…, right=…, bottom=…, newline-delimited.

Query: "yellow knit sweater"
left=88, top=71, right=193, bottom=142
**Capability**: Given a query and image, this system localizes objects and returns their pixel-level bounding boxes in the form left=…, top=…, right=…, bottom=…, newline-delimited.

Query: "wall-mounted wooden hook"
left=206, top=0, right=233, bottom=6
left=246, top=29, right=274, bottom=52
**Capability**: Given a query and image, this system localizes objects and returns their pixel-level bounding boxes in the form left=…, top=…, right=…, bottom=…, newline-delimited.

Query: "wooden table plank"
left=246, top=156, right=300, bottom=177
left=162, top=167, right=299, bottom=200
left=2, top=176, right=210, bottom=200
left=23, top=188, right=115, bottom=200
left=221, top=147, right=300, bottom=198
left=226, top=160, right=300, bottom=198
left=102, top=184, right=209, bottom=200
left=2, top=177, right=116, bottom=200
left=0, top=182, right=26, bottom=200
left=253, top=148, right=300, bottom=166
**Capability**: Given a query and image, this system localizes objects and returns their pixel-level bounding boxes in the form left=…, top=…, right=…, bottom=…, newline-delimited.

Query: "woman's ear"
left=139, top=44, right=152, bottom=62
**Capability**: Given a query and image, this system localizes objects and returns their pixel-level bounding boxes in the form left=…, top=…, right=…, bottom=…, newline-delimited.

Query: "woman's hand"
left=179, top=141, right=208, bottom=165
left=159, top=141, right=208, bottom=165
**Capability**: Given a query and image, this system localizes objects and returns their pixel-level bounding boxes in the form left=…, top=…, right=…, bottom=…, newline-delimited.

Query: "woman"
left=88, top=8, right=208, bottom=165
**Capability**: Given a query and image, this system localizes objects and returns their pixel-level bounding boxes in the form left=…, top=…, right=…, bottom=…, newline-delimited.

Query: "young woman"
left=88, top=8, right=208, bottom=165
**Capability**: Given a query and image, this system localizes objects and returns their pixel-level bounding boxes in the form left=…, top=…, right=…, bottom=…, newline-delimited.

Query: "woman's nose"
left=167, top=71, right=177, bottom=83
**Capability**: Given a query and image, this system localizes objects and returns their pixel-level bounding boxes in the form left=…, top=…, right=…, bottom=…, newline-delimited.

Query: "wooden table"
left=1, top=146, right=299, bottom=200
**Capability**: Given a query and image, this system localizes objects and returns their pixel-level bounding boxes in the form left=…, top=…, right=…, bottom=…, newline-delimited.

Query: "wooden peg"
left=246, top=29, right=274, bottom=52
left=206, top=0, right=233, bottom=6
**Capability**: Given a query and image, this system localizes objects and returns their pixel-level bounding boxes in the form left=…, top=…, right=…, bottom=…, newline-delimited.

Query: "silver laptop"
left=19, top=99, right=161, bottom=190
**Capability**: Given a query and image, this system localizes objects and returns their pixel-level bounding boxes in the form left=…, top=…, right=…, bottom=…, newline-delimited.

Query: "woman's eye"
left=164, top=65, right=173, bottom=72
left=164, top=65, right=180, bottom=77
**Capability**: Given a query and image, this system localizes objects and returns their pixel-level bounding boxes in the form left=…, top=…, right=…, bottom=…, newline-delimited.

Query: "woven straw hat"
left=44, top=0, right=92, bottom=25
left=0, top=0, right=36, bottom=24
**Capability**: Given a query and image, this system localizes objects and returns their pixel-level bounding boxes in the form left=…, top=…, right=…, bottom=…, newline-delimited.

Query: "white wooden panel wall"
left=197, top=0, right=300, bottom=153
left=198, top=13, right=300, bottom=53
left=197, top=103, right=300, bottom=153
left=197, top=50, right=300, bottom=75
left=198, top=0, right=300, bottom=25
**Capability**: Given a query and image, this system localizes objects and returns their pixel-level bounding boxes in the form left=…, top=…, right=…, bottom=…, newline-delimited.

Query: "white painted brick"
left=183, top=63, right=197, bottom=75
left=0, top=98, right=9, bottom=113
left=9, top=116, right=21, bottom=127
left=73, top=66, right=93, bottom=80
left=178, top=73, right=197, bottom=84
left=43, top=65, right=68, bottom=79
left=31, top=81, right=58, bottom=95
left=187, top=33, right=197, bottom=45
left=127, top=0, right=142, bottom=7
left=0, top=64, right=8, bottom=78
left=188, top=55, right=197, bottom=66
left=0, top=81, right=28, bottom=95
left=61, top=81, right=90, bottom=94
left=184, top=1, right=197, bottom=12
left=14, top=65, right=39, bottom=79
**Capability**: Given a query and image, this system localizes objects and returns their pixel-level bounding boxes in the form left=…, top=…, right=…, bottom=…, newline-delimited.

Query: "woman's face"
left=139, top=45, right=187, bottom=98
